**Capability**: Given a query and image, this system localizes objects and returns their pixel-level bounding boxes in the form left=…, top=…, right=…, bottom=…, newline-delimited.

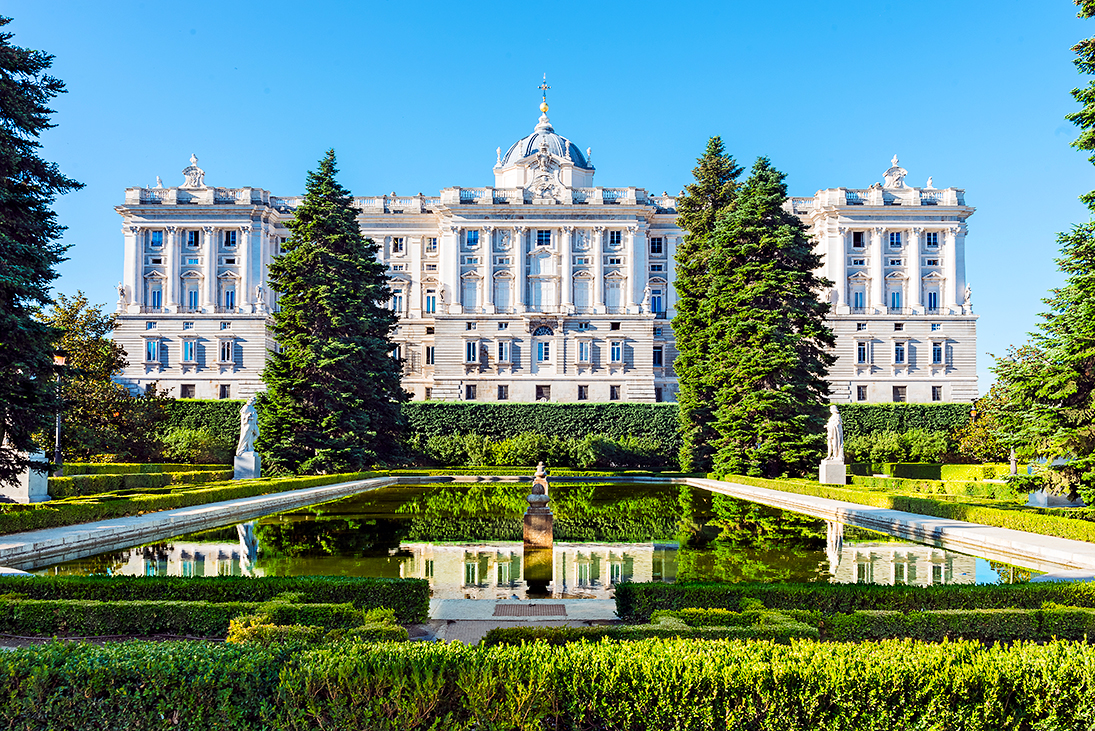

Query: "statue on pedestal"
left=234, top=395, right=262, bottom=479
left=826, top=405, right=844, bottom=462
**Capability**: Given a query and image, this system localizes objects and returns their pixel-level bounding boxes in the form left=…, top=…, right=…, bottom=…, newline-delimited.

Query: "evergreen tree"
left=672, top=136, right=742, bottom=473
left=706, top=158, right=835, bottom=478
left=0, top=17, right=82, bottom=487
left=989, top=2, right=1095, bottom=500
left=258, top=150, right=406, bottom=474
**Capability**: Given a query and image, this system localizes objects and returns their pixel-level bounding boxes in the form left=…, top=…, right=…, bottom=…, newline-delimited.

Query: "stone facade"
left=111, top=111, right=977, bottom=403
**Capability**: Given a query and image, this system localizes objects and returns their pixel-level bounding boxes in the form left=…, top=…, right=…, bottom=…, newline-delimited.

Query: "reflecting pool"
left=36, top=482, right=1033, bottom=596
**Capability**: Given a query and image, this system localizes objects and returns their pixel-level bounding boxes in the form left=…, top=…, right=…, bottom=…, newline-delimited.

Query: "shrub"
left=836, top=403, right=972, bottom=436
left=614, top=580, right=1095, bottom=621
left=225, top=617, right=328, bottom=646
left=822, top=607, right=1095, bottom=642
left=0, top=575, right=429, bottom=623
left=62, top=462, right=227, bottom=475
left=47, top=468, right=234, bottom=498
left=159, top=427, right=234, bottom=464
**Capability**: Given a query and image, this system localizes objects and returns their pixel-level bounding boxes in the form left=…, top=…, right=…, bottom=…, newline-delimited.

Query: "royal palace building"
left=111, top=100, right=977, bottom=403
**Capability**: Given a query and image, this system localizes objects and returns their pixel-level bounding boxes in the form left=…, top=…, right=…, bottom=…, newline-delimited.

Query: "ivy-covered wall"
left=162, top=400, right=970, bottom=446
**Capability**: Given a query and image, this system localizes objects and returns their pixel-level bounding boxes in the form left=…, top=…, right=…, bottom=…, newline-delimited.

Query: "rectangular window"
left=857, top=385, right=868, bottom=402
left=498, top=322, right=508, bottom=330
left=577, top=321, right=591, bottom=331
left=424, top=237, right=438, bottom=253
left=150, top=231, right=163, bottom=247
left=926, top=258, right=940, bottom=266
left=932, top=341, right=943, bottom=364
left=390, top=237, right=404, bottom=253
left=426, top=326, right=435, bottom=334
left=425, top=291, right=437, bottom=314
left=889, top=232, right=902, bottom=247
left=425, top=263, right=438, bottom=271
left=224, top=231, right=237, bottom=248
left=609, top=385, right=621, bottom=400
left=927, top=291, right=939, bottom=311
left=925, top=232, right=939, bottom=247
left=853, top=291, right=865, bottom=310
left=890, top=291, right=902, bottom=310
left=223, top=258, right=237, bottom=265
left=653, top=327, right=663, bottom=336
left=465, top=231, right=478, bottom=248
left=655, top=386, right=663, bottom=402
left=223, top=287, right=236, bottom=310
left=856, top=322, right=867, bottom=331
left=536, top=230, right=551, bottom=246
left=894, top=341, right=906, bottom=365
left=186, top=257, right=199, bottom=266
left=652, top=345, right=663, bottom=367
left=182, top=340, right=196, bottom=362
left=610, top=341, right=622, bottom=362
left=650, top=237, right=664, bottom=255
left=145, top=339, right=159, bottom=362
left=425, top=346, right=435, bottom=365
left=220, top=321, right=231, bottom=330
left=536, top=385, right=551, bottom=401
left=888, top=258, right=902, bottom=266
left=149, top=257, right=163, bottom=265
left=392, top=344, right=402, bottom=361
left=182, top=321, right=194, bottom=330
left=856, top=341, right=868, bottom=364
left=578, top=340, right=591, bottom=362
left=894, top=323, right=904, bottom=331
left=180, top=384, right=195, bottom=399
left=536, top=341, right=550, bottom=362
left=497, top=385, right=509, bottom=400
left=497, top=340, right=511, bottom=362
left=146, top=321, right=156, bottom=330
left=608, top=231, right=622, bottom=246
left=851, top=258, right=865, bottom=266
left=931, top=323, right=941, bottom=332
left=463, top=257, right=479, bottom=265
left=219, top=384, right=231, bottom=399
left=220, top=340, right=234, bottom=363
left=892, top=386, right=907, bottom=403
left=610, top=322, right=621, bottom=331
left=606, top=257, right=622, bottom=265
left=466, top=322, right=476, bottom=331
left=391, top=264, right=405, bottom=271
left=577, top=385, right=589, bottom=401
left=150, top=288, right=163, bottom=309
left=391, top=290, right=404, bottom=312
left=852, top=231, right=865, bottom=247
left=187, top=231, right=199, bottom=247
left=425, top=387, right=432, bottom=400
left=932, top=386, right=943, bottom=402
left=650, top=264, right=663, bottom=272
left=465, top=341, right=478, bottom=363
left=650, top=288, right=663, bottom=313
left=465, top=384, right=477, bottom=400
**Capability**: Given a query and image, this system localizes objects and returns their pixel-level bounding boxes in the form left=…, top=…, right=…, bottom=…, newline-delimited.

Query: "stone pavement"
left=0, top=476, right=394, bottom=571
left=421, top=599, right=619, bottom=644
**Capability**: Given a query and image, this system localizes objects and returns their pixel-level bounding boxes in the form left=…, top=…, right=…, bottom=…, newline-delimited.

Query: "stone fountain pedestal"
left=523, top=462, right=554, bottom=596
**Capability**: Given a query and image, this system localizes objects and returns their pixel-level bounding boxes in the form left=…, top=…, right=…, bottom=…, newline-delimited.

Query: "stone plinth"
left=524, top=511, right=554, bottom=549
left=523, top=546, right=553, bottom=597
left=2, top=452, right=50, bottom=504
left=234, top=451, right=261, bottom=480
left=819, top=459, right=846, bottom=485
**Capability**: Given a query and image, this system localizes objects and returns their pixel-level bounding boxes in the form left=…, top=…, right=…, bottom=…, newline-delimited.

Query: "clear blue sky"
left=7, top=1, right=1094, bottom=393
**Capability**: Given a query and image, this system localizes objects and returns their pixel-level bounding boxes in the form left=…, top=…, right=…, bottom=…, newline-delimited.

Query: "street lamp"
left=52, top=354, right=65, bottom=477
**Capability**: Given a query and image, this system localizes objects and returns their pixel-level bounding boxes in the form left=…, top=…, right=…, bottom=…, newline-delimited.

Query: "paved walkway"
left=0, top=476, right=394, bottom=571
left=690, top=478, right=1095, bottom=574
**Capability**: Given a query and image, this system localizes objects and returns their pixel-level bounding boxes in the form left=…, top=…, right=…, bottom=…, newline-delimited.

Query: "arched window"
left=533, top=325, right=554, bottom=336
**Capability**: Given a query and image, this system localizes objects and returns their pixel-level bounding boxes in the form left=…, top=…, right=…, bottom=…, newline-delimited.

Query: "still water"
left=37, top=483, right=1029, bottom=598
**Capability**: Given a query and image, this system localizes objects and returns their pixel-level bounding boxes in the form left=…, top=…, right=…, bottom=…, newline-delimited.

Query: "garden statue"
left=523, top=462, right=554, bottom=595
left=234, top=395, right=261, bottom=479
left=819, top=405, right=846, bottom=485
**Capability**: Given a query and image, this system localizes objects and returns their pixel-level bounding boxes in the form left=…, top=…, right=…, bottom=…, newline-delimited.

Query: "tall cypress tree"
left=0, top=16, right=82, bottom=487
left=258, top=150, right=406, bottom=474
left=707, top=158, right=834, bottom=479
left=672, top=137, right=742, bottom=473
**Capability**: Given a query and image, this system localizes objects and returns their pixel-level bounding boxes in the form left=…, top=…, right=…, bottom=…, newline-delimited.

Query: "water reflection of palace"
left=399, top=542, right=679, bottom=599
left=831, top=543, right=978, bottom=586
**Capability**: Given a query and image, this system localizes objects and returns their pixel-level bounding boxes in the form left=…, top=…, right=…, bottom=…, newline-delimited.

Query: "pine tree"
left=706, top=158, right=835, bottom=479
left=0, top=17, right=82, bottom=487
left=672, top=137, right=742, bottom=473
left=988, top=2, right=1095, bottom=501
left=258, top=150, right=406, bottom=474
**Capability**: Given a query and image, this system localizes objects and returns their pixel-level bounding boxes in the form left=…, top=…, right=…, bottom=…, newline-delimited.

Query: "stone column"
left=514, top=226, right=527, bottom=313
left=124, top=225, right=142, bottom=312
left=945, top=226, right=961, bottom=311
left=909, top=227, right=923, bottom=311
left=870, top=227, right=885, bottom=310
left=624, top=227, right=637, bottom=312
left=164, top=227, right=180, bottom=312
left=409, top=236, right=423, bottom=318
left=593, top=226, right=605, bottom=313
left=630, top=225, right=647, bottom=313
left=666, top=235, right=679, bottom=319
left=953, top=224, right=967, bottom=313
left=440, top=225, right=460, bottom=314
left=239, top=225, right=252, bottom=312
left=202, top=226, right=217, bottom=312
left=832, top=227, right=848, bottom=312
left=482, top=226, right=493, bottom=313
left=561, top=226, right=574, bottom=312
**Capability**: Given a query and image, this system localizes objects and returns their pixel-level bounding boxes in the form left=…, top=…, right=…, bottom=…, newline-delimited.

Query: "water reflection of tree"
left=988, top=561, right=1036, bottom=584
left=255, top=517, right=407, bottom=558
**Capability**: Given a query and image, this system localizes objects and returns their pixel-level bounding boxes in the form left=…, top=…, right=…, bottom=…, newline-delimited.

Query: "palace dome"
left=499, top=112, right=592, bottom=169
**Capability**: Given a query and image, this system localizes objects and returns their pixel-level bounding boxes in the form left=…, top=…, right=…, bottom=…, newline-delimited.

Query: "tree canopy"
left=258, top=150, right=407, bottom=474
left=0, top=16, right=82, bottom=486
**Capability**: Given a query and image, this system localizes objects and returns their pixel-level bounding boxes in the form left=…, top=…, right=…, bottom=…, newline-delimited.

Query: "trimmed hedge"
left=0, top=576, right=429, bottom=622
left=0, top=471, right=382, bottom=535
left=48, top=468, right=235, bottom=498
left=62, top=462, right=227, bottom=475
left=848, top=474, right=1021, bottom=501
left=4, top=639, right=1094, bottom=729
left=614, top=580, right=1095, bottom=621
left=162, top=399, right=244, bottom=437
left=823, top=607, right=1095, bottom=642
left=718, top=473, right=1095, bottom=543
left=836, top=403, right=972, bottom=436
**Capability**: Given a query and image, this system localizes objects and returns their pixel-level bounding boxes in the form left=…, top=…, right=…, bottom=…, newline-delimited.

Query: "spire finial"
left=538, top=73, right=551, bottom=114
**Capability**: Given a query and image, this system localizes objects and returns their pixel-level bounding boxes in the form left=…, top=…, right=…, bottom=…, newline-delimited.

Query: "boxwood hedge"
left=62, top=463, right=227, bottom=475
left=3, top=638, right=1095, bottom=729
left=48, top=468, right=235, bottom=498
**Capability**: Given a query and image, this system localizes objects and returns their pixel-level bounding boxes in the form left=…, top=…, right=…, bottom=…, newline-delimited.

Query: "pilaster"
left=593, top=226, right=605, bottom=313
left=202, top=226, right=216, bottom=312
left=870, top=227, right=885, bottom=310
left=909, top=227, right=923, bottom=311
left=514, top=226, right=527, bottom=313
left=165, top=226, right=180, bottom=312
left=630, top=224, right=647, bottom=312
left=834, top=227, right=849, bottom=314
left=239, top=225, right=253, bottom=312
left=440, top=225, right=460, bottom=314
left=561, top=226, right=573, bottom=312
left=482, top=226, right=494, bottom=313
left=124, top=225, right=142, bottom=313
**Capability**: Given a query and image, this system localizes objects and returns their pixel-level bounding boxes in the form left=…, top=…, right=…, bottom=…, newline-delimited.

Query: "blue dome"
left=500, top=114, right=591, bottom=169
